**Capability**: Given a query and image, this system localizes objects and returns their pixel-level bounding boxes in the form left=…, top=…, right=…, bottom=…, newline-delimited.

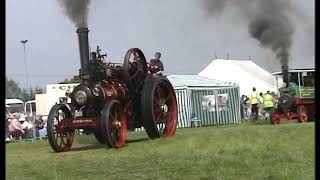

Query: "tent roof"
left=167, top=75, right=238, bottom=89
left=6, top=98, right=24, bottom=104
left=198, top=59, right=282, bottom=95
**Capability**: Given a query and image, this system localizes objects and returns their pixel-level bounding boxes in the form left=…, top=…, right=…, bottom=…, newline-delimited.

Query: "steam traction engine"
left=270, top=66, right=315, bottom=124
left=47, top=28, right=178, bottom=152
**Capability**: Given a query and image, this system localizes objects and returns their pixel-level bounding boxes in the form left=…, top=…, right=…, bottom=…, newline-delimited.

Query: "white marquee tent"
left=198, top=59, right=283, bottom=96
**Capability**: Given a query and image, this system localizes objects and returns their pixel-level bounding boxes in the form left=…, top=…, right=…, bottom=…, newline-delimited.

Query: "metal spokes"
left=48, top=104, right=75, bottom=152
left=152, top=83, right=176, bottom=135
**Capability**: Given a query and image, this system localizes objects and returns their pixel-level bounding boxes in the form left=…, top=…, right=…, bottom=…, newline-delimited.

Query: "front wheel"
left=270, top=108, right=281, bottom=125
left=47, top=104, right=75, bottom=152
left=297, top=105, right=308, bottom=123
left=99, top=100, right=128, bottom=148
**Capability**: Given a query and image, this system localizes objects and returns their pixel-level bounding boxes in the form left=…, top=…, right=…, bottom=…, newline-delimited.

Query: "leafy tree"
left=6, top=77, right=24, bottom=100
left=6, top=77, right=45, bottom=102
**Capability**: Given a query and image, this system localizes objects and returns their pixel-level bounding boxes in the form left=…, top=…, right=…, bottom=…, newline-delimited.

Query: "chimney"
left=76, top=28, right=90, bottom=80
left=282, top=65, right=289, bottom=88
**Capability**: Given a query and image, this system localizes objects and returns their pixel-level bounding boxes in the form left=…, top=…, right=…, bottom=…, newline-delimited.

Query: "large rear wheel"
left=141, top=76, right=178, bottom=139
left=47, top=104, right=75, bottom=152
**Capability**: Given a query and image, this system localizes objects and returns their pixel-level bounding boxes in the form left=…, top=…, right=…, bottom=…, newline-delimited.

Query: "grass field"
left=6, top=121, right=314, bottom=180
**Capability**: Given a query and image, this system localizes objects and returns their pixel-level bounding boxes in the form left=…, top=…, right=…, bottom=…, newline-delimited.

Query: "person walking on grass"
left=258, top=92, right=264, bottom=119
left=263, top=90, right=274, bottom=120
left=250, top=87, right=259, bottom=121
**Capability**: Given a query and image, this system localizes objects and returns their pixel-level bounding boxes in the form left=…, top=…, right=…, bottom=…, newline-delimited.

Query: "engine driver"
left=150, top=52, right=164, bottom=75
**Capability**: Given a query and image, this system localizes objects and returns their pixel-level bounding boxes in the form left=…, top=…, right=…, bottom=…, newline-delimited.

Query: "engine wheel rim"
left=123, top=48, right=147, bottom=94
left=49, top=106, right=75, bottom=151
left=152, top=81, right=178, bottom=137
left=107, top=102, right=127, bottom=148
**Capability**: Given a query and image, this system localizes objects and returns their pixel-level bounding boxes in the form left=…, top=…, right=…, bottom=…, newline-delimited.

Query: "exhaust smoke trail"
left=202, top=0, right=295, bottom=66
left=57, top=0, right=91, bottom=28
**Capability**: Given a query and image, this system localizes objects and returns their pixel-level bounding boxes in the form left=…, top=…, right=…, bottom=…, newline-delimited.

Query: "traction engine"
left=47, top=28, right=178, bottom=152
left=270, top=66, right=315, bottom=124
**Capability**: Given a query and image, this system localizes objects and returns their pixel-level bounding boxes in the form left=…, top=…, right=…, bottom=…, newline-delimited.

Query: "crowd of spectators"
left=240, top=90, right=278, bottom=121
left=5, top=109, right=47, bottom=142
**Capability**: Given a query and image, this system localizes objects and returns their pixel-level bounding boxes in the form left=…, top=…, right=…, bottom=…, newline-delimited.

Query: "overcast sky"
left=6, top=0, right=314, bottom=90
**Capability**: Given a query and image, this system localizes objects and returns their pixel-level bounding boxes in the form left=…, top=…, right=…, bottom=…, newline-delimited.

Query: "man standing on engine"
left=150, top=52, right=164, bottom=75
left=250, top=87, right=259, bottom=121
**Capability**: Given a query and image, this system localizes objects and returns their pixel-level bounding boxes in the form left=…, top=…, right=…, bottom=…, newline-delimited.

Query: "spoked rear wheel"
left=141, top=76, right=178, bottom=139
left=47, top=104, right=75, bottom=152
left=100, top=100, right=128, bottom=148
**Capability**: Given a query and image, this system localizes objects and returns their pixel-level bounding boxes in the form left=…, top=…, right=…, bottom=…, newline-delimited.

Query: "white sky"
left=6, top=0, right=314, bottom=89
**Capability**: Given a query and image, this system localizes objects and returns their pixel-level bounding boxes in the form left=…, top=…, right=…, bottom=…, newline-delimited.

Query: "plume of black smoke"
left=203, top=0, right=294, bottom=66
left=57, top=0, right=91, bottom=28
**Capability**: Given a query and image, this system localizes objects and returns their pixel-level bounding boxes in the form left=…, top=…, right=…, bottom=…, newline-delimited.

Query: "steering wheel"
left=122, top=48, right=148, bottom=95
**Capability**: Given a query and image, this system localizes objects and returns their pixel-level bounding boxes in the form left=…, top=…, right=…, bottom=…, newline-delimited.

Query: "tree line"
left=6, top=77, right=44, bottom=102
left=6, top=76, right=80, bottom=102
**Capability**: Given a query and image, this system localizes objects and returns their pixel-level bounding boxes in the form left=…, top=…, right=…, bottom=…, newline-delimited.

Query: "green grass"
left=6, top=121, right=314, bottom=180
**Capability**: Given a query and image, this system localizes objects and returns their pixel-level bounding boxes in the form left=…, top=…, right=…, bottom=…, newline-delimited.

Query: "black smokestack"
left=202, top=0, right=295, bottom=67
left=76, top=28, right=90, bottom=79
left=282, top=65, right=289, bottom=88
left=57, top=0, right=91, bottom=28
left=57, top=0, right=91, bottom=79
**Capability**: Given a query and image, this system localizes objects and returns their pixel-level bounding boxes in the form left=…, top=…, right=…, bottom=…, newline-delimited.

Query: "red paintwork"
left=294, top=99, right=315, bottom=106
left=298, top=107, right=308, bottom=122
left=60, top=132, right=75, bottom=151
left=56, top=117, right=101, bottom=132
left=53, top=117, right=75, bottom=151
left=109, top=107, right=127, bottom=148
left=99, top=80, right=129, bottom=102
left=272, top=111, right=299, bottom=124
left=272, top=112, right=281, bottom=124
left=147, top=63, right=160, bottom=74
left=153, top=80, right=178, bottom=137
